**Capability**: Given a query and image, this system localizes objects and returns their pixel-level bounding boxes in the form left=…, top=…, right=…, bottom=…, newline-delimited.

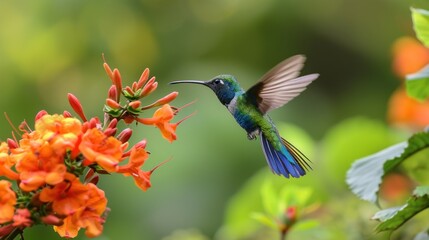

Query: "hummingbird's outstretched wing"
left=246, top=55, right=319, bottom=114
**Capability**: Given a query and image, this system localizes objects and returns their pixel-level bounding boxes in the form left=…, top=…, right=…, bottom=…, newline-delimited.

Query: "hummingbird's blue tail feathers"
left=260, top=133, right=311, bottom=178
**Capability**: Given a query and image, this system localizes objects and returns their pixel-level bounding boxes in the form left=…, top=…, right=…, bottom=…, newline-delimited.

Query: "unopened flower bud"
left=124, top=86, right=134, bottom=96
left=117, top=128, right=133, bottom=143
left=136, top=68, right=150, bottom=89
left=7, top=138, right=18, bottom=149
left=62, top=111, right=73, bottom=118
left=142, top=92, right=179, bottom=110
left=107, top=118, right=118, bottom=129
left=106, top=99, right=121, bottom=109
left=42, top=215, right=64, bottom=226
left=104, top=128, right=116, bottom=137
left=129, top=100, right=141, bottom=109
left=112, top=69, right=122, bottom=90
left=35, top=110, right=48, bottom=121
left=134, top=139, right=147, bottom=150
left=132, top=81, right=138, bottom=92
left=108, top=85, right=118, bottom=101
left=140, top=77, right=157, bottom=97
left=103, top=62, right=114, bottom=82
left=68, top=93, right=87, bottom=122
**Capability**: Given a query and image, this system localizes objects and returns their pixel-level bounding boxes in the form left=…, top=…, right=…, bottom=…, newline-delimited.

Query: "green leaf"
left=293, top=219, right=320, bottom=232
left=347, top=131, right=429, bottom=204
left=251, top=212, right=277, bottom=229
left=261, top=180, right=278, bottom=216
left=372, top=186, right=429, bottom=232
left=411, top=7, right=429, bottom=47
left=406, top=64, right=429, bottom=101
left=346, top=142, right=406, bottom=204
left=384, top=132, right=429, bottom=173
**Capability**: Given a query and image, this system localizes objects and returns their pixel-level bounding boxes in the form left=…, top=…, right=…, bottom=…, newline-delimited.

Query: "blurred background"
left=1, top=0, right=429, bottom=239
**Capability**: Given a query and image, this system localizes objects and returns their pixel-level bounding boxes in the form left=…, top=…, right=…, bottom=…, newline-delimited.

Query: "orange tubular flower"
left=79, top=128, right=124, bottom=172
left=13, top=136, right=67, bottom=192
left=12, top=114, right=84, bottom=191
left=39, top=173, right=88, bottom=216
left=0, top=180, right=16, bottom=224
left=35, top=114, right=82, bottom=155
left=76, top=184, right=107, bottom=238
left=117, top=147, right=151, bottom=191
left=53, top=214, right=79, bottom=238
left=138, top=104, right=178, bottom=143
left=54, top=183, right=107, bottom=238
left=0, top=143, right=19, bottom=180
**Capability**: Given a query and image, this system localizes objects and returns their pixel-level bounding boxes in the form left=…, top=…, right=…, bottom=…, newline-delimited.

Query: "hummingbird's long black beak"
left=169, top=80, right=208, bottom=86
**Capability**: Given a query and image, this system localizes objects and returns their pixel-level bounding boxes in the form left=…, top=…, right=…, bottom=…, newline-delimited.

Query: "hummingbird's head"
left=170, top=74, right=244, bottom=105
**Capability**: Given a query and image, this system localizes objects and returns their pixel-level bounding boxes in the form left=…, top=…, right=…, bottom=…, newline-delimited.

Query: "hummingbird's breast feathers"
left=229, top=94, right=265, bottom=135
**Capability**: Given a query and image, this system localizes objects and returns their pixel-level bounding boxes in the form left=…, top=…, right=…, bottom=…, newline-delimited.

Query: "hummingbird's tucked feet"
left=247, top=129, right=260, bottom=140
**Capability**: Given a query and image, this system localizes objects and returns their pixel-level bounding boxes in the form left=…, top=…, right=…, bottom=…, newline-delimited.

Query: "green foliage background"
left=0, top=0, right=426, bottom=239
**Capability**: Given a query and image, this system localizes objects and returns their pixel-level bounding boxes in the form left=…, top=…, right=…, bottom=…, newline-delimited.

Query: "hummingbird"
left=170, top=55, right=319, bottom=178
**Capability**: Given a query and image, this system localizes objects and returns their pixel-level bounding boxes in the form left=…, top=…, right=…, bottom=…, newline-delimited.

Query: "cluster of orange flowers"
left=0, top=60, right=190, bottom=238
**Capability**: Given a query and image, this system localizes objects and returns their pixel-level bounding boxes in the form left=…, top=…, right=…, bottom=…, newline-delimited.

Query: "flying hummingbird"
left=170, top=55, right=319, bottom=178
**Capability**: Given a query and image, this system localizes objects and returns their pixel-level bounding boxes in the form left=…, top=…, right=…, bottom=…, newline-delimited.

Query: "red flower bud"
left=132, top=82, right=138, bottom=92
left=285, top=206, right=297, bottom=222
left=108, top=85, right=118, bottom=101
left=117, top=128, right=133, bottom=143
left=142, top=92, right=179, bottom=110
left=104, top=128, right=117, bottom=137
left=68, top=93, right=87, bottom=122
left=103, top=62, right=114, bottom=83
left=107, top=118, right=118, bottom=129
left=7, top=138, right=18, bottom=149
left=88, top=117, right=101, bottom=129
left=140, top=77, right=157, bottom=97
left=42, top=215, right=64, bottom=226
left=106, top=99, right=121, bottom=109
left=35, top=110, right=48, bottom=121
left=112, top=69, right=123, bottom=102
left=124, top=86, right=134, bottom=96
left=129, top=100, right=141, bottom=109
left=62, top=111, right=73, bottom=118
left=137, top=68, right=150, bottom=89
left=134, top=139, right=147, bottom=150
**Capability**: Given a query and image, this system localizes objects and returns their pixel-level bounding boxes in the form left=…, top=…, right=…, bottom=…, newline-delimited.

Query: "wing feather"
left=246, top=55, right=319, bottom=114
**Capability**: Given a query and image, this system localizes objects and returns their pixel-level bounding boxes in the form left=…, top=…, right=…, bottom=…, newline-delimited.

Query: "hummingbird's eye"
left=214, top=79, right=224, bottom=85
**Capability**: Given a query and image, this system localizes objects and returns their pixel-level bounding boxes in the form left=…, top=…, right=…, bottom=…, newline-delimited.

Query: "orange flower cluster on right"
left=388, top=36, right=429, bottom=129
left=0, top=59, right=191, bottom=239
